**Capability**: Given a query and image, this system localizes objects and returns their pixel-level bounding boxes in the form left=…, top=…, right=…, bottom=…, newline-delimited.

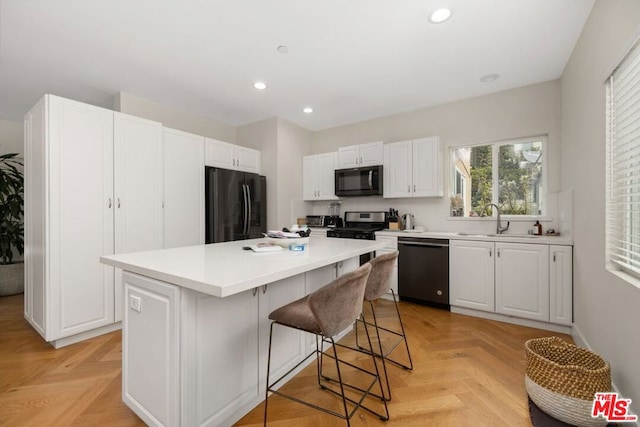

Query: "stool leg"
left=359, top=313, right=390, bottom=421
left=391, top=290, right=413, bottom=371
left=328, top=337, right=351, bottom=427
left=367, top=300, right=392, bottom=401
left=263, top=321, right=275, bottom=426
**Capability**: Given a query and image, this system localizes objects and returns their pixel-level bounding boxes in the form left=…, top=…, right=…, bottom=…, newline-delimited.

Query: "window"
left=606, top=39, right=640, bottom=279
left=450, top=137, right=545, bottom=217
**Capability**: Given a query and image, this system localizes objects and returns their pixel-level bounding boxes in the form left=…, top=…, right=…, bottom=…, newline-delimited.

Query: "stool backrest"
left=364, top=251, right=399, bottom=301
left=308, top=263, right=372, bottom=337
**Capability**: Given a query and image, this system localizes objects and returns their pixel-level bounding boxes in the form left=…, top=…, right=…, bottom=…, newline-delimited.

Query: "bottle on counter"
left=534, top=220, right=542, bottom=235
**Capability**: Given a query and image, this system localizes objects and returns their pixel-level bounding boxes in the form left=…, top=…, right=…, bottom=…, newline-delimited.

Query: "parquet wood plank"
left=0, top=293, right=573, bottom=426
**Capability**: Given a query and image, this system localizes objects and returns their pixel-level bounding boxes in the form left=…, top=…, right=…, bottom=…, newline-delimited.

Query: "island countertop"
left=100, top=236, right=387, bottom=298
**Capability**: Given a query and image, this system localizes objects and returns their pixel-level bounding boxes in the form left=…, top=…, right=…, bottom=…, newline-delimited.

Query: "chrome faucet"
left=485, top=203, right=510, bottom=234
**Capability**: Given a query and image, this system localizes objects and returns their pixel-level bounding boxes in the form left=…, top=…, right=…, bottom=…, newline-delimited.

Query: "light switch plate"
left=130, top=295, right=142, bottom=313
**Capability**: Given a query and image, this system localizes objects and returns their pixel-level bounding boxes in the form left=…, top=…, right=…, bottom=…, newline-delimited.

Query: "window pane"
left=498, top=141, right=542, bottom=215
left=451, top=145, right=492, bottom=217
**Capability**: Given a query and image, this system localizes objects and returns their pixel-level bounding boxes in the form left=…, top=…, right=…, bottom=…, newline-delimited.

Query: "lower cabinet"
left=122, top=258, right=360, bottom=427
left=450, top=240, right=572, bottom=325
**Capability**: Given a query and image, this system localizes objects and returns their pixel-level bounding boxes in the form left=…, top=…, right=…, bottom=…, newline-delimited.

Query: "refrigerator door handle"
left=242, top=184, right=249, bottom=235
left=246, top=184, right=252, bottom=236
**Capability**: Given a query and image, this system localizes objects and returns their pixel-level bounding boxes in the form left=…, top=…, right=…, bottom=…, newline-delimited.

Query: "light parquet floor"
left=0, top=293, right=572, bottom=426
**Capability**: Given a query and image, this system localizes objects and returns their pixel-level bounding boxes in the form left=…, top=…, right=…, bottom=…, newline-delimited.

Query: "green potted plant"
left=0, top=153, right=24, bottom=296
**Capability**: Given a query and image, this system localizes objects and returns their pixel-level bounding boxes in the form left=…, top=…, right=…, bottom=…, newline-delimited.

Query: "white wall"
left=114, top=92, right=236, bottom=142
left=561, top=0, right=640, bottom=412
left=310, top=80, right=561, bottom=235
left=0, top=119, right=23, bottom=156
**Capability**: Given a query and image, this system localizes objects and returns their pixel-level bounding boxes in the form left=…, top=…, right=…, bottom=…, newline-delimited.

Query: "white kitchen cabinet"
left=375, top=235, right=399, bottom=297
left=122, top=272, right=180, bottom=427
left=182, top=287, right=259, bottom=426
left=384, top=136, right=443, bottom=198
left=303, top=152, right=338, bottom=200
left=449, top=240, right=495, bottom=312
left=114, top=113, right=164, bottom=322
left=495, top=243, right=549, bottom=322
left=337, top=141, right=383, bottom=169
left=24, top=95, right=164, bottom=344
left=205, top=137, right=260, bottom=174
left=549, top=245, right=573, bottom=325
left=162, top=128, right=205, bottom=249
left=24, top=95, right=116, bottom=343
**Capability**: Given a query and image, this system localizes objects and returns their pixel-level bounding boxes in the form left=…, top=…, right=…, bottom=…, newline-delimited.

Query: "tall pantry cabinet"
left=24, top=95, right=163, bottom=347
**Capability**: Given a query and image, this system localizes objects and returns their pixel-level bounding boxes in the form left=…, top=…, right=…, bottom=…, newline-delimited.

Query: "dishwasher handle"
left=398, top=241, right=449, bottom=248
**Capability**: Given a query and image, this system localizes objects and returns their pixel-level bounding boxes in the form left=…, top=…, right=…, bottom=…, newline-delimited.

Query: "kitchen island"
left=100, top=236, right=386, bottom=427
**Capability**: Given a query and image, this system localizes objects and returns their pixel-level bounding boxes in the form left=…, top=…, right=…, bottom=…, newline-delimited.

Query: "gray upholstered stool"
left=350, top=251, right=413, bottom=401
left=263, top=263, right=389, bottom=426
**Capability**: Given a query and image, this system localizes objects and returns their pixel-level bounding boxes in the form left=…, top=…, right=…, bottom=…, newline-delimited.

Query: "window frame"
left=449, top=135, right=547, bottom=219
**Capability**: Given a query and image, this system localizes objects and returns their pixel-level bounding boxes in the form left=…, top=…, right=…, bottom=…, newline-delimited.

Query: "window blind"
left=606, top=40, right=640, bottom=277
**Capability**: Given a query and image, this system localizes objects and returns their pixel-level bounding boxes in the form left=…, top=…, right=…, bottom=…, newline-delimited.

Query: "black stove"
left=326, top=211, right=387, bottom=240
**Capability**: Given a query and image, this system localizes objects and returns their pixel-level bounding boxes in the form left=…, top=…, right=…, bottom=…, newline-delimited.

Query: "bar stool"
left=352, top=251, right=413, bottom=401
left=263, top=263, right=389, bottom=426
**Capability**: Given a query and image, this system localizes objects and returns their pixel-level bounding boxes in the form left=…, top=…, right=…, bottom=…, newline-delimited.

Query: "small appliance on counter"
left=306, top=215, right=325, bottom=227
left=402, top=213, right=415, bottom=230
left=323, top=215, right=344, bottom=228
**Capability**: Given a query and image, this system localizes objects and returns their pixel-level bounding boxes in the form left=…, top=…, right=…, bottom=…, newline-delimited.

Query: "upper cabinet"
left=205, top=137, right=260, bottom=174
left=384, top=136, right=443, bottom=198
left=303, top=152, right=338, bottom=201
left=336, top=141, right=383, bottom=169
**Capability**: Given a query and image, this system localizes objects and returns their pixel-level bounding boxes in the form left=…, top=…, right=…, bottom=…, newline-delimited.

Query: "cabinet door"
left=302, top=155, right=318, bottom=200
left=449, top=240, right=495, bottom=312
left=47, top=96, right=115, bottom=340
left=258, top=275, right=307, bottom=390
left=550, top=245, right=573, bottom=325
left=359, top=141, right=384, bottom=166
left=183, top=289, right=259, bottom=426
left=163, top=128, right=205, bottom=249
left=114, top=113, right=163, bottom=322
left=122, top=273, right=180, bottom=427
left=236, top=145, right=261, bottom=174
left=337, top=144, right=360, bottom=168
left=412, top=137, right=443, bottom=197
left=316, top=152, right=338, bottom=200
left=495, top=243, right=549, bottom=321
left=384, top=141, right=412, bottom=198
left=205, top=137, right=235, bottom=169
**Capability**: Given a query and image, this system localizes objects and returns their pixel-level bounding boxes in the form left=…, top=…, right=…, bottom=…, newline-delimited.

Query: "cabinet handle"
left=252, top=288, right=258, bottom=297
left=408, top=185, right=411, bottom=192
left=262, top=284, right=268, bottom=294
left=355, top=156, right=358, bottom=165
left=489, top=248, right=492, bottom=257
left=162, top=201, right=165, bottom=208
left=414, top=184, right=416, bottom=192
left=497, top=249, right=501, bottom=258
left=553, top=252, right=556, bottom=262
left=108, top=198, right=112, bottom=208
left=117, top=198, right=121, bottom=208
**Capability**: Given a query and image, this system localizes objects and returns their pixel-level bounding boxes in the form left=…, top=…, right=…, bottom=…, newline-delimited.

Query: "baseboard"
left=50, top=322, right=122, bottom=349
left=450, top=306, right=572, bottom=334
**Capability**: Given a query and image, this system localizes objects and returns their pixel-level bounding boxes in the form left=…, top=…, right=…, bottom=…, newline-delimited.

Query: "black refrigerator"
left=205, top=167, right=267, bottom=243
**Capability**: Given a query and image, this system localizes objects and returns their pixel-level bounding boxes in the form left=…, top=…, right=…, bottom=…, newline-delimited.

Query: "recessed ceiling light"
left=253, top=81, right=267, bottom=90
left=303, top=107, right=313, bottom=114
left=428, top=8, right=452, bottom=24
left=480, top=73, right=500, bottom=83
left=277, top=45, right=289, bottom=54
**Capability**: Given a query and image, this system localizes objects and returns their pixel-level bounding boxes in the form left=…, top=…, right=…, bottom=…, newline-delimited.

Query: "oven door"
left=335, top=166, right=383, bottom=197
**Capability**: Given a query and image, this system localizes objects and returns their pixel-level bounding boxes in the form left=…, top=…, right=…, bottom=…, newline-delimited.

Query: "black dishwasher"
left=398, top=237, right=450, bottom=310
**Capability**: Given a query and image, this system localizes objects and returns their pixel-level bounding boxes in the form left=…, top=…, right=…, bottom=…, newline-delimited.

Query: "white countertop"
left=376, top=230, right=573, bottom=245
left=100, top=236, right=386, bottom=298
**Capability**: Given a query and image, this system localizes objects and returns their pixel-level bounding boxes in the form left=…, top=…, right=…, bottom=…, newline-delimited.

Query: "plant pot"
left=0, top=262, right=24, bottom=296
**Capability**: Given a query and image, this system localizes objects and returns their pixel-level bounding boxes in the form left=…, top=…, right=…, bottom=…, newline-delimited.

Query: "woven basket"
left=525, top=337, right=612, bottom=427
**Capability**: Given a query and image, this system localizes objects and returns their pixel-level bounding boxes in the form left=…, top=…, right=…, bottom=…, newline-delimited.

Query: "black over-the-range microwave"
left=334, top=165, right=383, bottom=197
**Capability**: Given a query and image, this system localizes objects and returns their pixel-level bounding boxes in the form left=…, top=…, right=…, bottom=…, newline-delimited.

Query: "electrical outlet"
left=130, top=295, right=142, bottom=313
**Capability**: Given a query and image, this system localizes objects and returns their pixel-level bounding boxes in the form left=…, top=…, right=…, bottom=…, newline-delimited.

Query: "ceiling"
left=0, top=0, right=595, bottom=131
